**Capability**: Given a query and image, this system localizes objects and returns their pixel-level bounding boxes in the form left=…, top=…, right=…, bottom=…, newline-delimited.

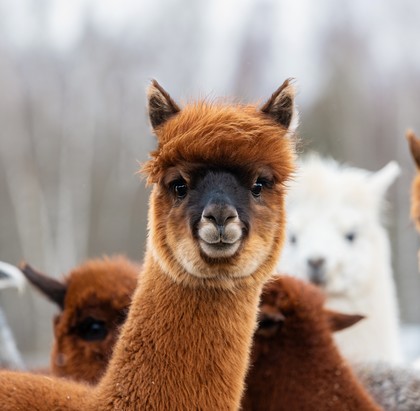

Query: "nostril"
left=202, top=204, right=238, bottom=227
left=307, top=257, right=325, bottom=270
left=203, top=214, right=216, bottom=222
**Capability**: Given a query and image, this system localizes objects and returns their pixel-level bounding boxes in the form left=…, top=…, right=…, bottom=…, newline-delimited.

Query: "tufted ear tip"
left=326, top=310, right=365, bottom=332
left=407, top=129, right=420, bottom=168
left=261, top=78, right=299, bottom=135
left=20, top=263, right=67, bottom=310
left=147, top=80, right=181, bottom=130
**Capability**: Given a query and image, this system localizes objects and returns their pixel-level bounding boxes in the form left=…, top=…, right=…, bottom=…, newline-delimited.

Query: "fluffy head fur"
left=277, top=153, right=402, bottom=363
left=407, top=129, right=420, bottom=232
left=242, top=276, right=380, bottom=411
left=21, top=256, right=139, bottom=384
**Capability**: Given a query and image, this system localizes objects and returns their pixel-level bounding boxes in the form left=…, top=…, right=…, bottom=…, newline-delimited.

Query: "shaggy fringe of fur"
left=143, top=102, right=296, bottom=187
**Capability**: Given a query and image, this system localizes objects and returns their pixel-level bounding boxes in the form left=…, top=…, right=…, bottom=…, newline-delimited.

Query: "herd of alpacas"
left=1, top=80, right=420, bottom=410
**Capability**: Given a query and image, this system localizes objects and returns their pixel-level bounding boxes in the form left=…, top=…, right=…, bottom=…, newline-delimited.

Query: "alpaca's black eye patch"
left=75, top=317, right=108, bottom=342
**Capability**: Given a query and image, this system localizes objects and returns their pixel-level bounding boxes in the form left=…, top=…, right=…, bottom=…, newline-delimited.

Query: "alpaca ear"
left=0, top=261, right=26, bottom=293
left=261, top=78, right=299, bottom=135
left=407, top=130, right=420, bottom=169
left=19, top=263, right=67, bottom=310
left=325, top=309, right=365, bottom=332
left=147, top=79, right=181, bottom=130
left=368, top=161, right=400, bottom=199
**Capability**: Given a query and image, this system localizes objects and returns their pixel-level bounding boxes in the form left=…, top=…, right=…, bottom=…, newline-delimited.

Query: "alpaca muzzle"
left=198, top=202, right=243, bottom=258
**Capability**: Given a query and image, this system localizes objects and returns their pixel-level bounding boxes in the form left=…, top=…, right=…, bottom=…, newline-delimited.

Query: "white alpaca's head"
left=278, top=154, right=400, bottom=296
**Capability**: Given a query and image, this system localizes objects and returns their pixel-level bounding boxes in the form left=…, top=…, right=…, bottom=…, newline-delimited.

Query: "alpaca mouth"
left=199, top=239, right=241, bottom=259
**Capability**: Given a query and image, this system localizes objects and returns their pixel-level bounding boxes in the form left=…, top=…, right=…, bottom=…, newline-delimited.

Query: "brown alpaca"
left=0, top=79, right=297, bottom=410
left=407, top=129, right=420, bottom=232
left=20, top=255, right=139, bottom=384
left=242, top=276, right=382, bottom=411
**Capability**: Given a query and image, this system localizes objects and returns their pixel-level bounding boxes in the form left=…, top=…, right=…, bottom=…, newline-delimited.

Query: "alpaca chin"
left=159, top=234, right=271, bottom=286
left=199, top=240, right=241, bottom=259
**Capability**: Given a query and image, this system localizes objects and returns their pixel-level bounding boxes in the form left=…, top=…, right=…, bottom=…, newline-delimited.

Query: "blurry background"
left=0, top=0, right=420, bottom=366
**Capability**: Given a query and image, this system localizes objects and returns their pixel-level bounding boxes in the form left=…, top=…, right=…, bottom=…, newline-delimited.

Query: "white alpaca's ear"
left=261, top=78, right=299, bottom=135
left=369, top=161, right=400, bottom=199
left=147, top=80, right=181, bottom=130
left=0, top=261, right=25, bottom=294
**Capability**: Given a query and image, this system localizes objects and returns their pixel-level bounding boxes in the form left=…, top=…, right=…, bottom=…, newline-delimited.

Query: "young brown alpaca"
left=242, top=276, right=382, bottom=411
left=407, top=129, right=420, bottom=232
left=20, top=255, right=139, bottom=384
left=0, top=79, right=297, bottom=410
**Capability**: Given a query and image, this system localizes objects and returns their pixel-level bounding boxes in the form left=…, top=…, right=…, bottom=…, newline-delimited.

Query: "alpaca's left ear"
left=147, top=80, right=181, bottom=130
left=368, top=161, right=400, bottom=199
left=407, top=130, right=420, bottom=168
left=261, top=78, right=299, bottom=135
left=325, top=309, right=365, bottom=332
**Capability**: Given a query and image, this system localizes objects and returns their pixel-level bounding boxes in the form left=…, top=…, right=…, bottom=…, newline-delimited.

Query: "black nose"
left=202, top=203, right=238, bottom=228
left=307, top=257, right=325, bottom=270
left=307, top=257, right=326, bottom=286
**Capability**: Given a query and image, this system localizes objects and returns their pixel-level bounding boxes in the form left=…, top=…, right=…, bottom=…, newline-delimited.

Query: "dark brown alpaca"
left=21, top=255, right=139, bottom=384
left=0, top=79, right=297, bottom=410
left=242, top=276, right=382, bottom=411
left=407, top=129, right=420, bottom=232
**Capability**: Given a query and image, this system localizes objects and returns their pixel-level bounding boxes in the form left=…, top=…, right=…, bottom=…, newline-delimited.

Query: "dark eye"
left=345, top=232, right=356, bottom=243
left=76, top=317, right=108, bottom=342
left=290, top=234, right=297, bottom=245
left=251, top=182, right=263, bottom=197
left=259, top=317, right=278, bottom=330
left=251, top=177, right=271, bottom=197
left=173, top=180, right=188, bottom=199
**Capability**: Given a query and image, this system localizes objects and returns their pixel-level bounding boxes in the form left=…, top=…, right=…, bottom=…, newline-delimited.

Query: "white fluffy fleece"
left=353, top=361, right=420, bottom=410
left=0, top=261, right=26, bottom=370
left=277, top=154, right=402, bottom=363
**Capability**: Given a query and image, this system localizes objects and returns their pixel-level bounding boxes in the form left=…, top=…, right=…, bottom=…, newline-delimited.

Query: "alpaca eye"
left=290, top=234, right=297, bottom=245
left=76, top=317, right=108, bottom=342
left=251, top=182, right=263, bottom=197
left=345, top=232, right=356, bottom=243
left=251, top=177, right=273, bottom=197
left=173, top=181, right=188, bottom=199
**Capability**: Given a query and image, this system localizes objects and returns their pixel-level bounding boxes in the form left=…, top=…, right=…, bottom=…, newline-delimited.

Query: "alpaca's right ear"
left=19, top=263, right=67, bottom=310
left=261, top=78, right=299, bottom=135
left=407, top=129, right=420, bottom=169
left=147, top=80, right=181, bottom=130
left=325, top=309, right=365, bottom=332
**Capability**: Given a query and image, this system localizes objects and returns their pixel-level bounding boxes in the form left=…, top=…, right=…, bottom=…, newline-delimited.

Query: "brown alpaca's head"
left=143, top=80, right=298, bottom=288
left=257, top=276, right=364, bottom=339
left=20, top=256, right=139, bottom=384
left=407, top=129, right=420, bottom=232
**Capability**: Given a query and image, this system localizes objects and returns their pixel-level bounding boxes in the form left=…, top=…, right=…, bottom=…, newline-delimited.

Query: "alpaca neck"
left=96, top=255, right=262, bottom=410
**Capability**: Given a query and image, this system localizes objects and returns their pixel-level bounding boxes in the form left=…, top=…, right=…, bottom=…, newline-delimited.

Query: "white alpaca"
left=0, top=261, right=26, bottom=370
left=277, top=154, right=402, bottom=363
